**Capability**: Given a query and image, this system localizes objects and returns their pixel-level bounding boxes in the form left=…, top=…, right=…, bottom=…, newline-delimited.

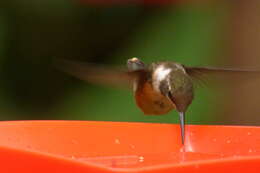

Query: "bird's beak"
left=178, top=112, right=185, bottom=145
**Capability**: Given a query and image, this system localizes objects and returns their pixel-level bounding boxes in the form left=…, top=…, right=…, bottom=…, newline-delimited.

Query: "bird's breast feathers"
left=134, top=80, right=175, bottom=115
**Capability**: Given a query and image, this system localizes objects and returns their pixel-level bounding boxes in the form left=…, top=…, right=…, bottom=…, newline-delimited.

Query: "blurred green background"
left=0, top=1, right=255, bottom=125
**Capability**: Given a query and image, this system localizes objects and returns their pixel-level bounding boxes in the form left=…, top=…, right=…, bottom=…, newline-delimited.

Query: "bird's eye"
left=127, top=57, right=145, bottom=71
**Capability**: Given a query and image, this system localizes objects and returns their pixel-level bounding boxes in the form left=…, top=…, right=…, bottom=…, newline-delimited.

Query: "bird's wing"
left=184, top=66, right=260, bottom=86
left=53, top=58, right=146, bottom=89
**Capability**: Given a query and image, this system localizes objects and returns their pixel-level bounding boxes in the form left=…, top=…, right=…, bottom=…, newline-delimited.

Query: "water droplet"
left=226, top=140, right=231, bottom=144
left=179, top=147, right=184, bottom=152
left=247, top=132, right=252, bottom=136
left=115, top=139, right=120, bottom=144
left=194, top=164, right=200, bottom=169
left=71, top=139, right=78, bottom=145
left=212, top=138, right=217, bottom=142
left=47, top=127, right=53, bottom=131
left=233, top=154, right=239, bottom=158
left=26, top=145, right=32, bottom=149
left=248, top=149, right=253, bottom=153
left=130, top=144, right=135, bottom=149
left=71, top=156, right=76, bottom=159
left=139, top=156, right=144, bottom=162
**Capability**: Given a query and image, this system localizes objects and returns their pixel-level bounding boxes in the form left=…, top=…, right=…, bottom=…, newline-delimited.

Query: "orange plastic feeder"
left=0, top=121, right=259, bottom=172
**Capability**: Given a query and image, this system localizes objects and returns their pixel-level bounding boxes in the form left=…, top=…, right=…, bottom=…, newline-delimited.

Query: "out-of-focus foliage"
left=0, top=1, right=231, bottom=124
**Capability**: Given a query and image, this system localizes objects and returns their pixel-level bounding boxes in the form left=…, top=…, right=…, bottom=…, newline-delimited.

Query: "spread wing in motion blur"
left=184, top=66, right=260, bottom=86
left=53, top=58, right=147, bottom=89
left=53, top=58, right=260, bottom=88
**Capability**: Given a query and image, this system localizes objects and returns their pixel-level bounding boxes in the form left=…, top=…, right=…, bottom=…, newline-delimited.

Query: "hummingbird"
left=54, top=57, right=259, bottom=144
